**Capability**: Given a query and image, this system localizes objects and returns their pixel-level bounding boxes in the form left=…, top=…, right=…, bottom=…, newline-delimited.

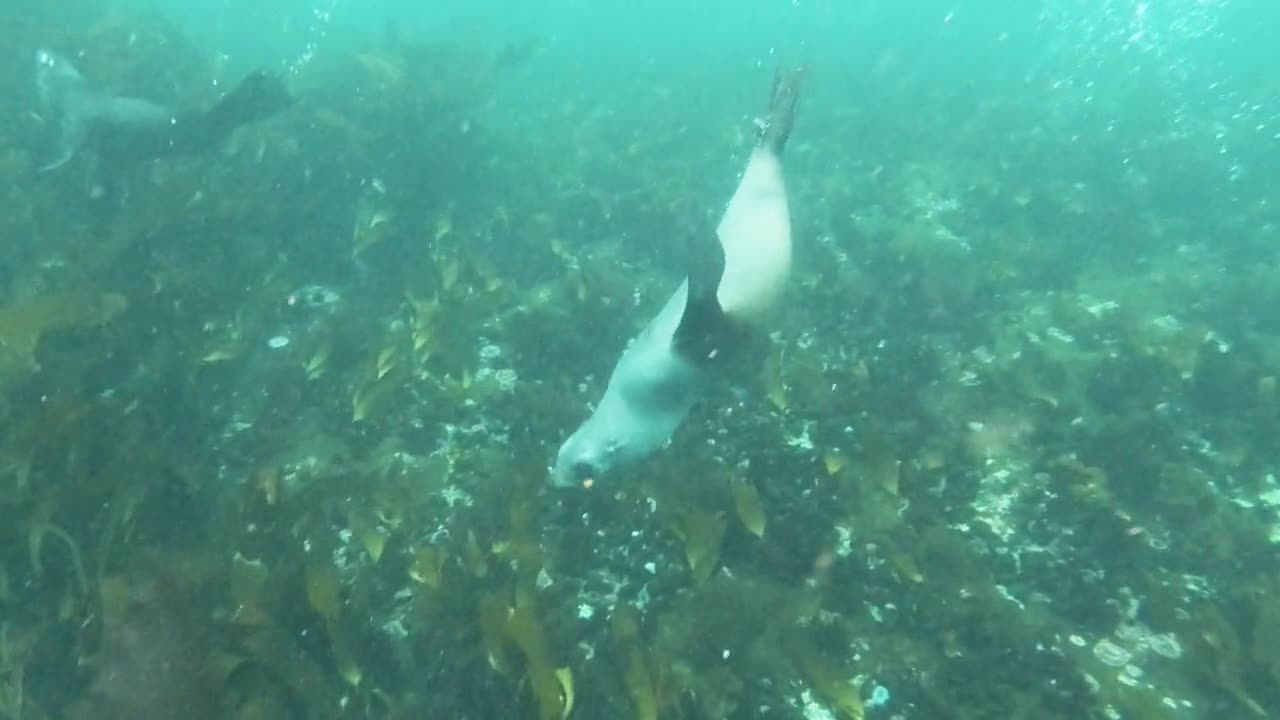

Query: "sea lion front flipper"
left=37, top=113, right=83, bottom=172
left=34, top=50, right=91, bottom=172
left=672, top=221, right=737, bottom=364
left=203, top=71, right=293, bottom=133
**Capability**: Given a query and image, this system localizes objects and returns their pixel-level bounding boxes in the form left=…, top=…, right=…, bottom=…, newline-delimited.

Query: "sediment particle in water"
left=1093, top=638, right=1132, bottom=667
left=1147, top=632, right=1183, bottom=659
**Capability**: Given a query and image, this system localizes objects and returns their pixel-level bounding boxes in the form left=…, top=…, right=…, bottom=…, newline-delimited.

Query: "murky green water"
left=0, top=1, right=1277, bottom=718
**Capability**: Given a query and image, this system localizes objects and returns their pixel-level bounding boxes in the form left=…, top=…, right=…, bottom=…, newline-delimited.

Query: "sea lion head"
left=35, top=49, right=80, bottom=91
left=551, top=423, right=626, bottom=489
left=34, top=48, right=89, bottom=125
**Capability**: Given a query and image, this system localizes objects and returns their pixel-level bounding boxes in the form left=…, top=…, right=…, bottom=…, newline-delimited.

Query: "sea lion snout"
left=551, top=460, right=597, bottom=489
left=552, top=429, right=622, bottom=488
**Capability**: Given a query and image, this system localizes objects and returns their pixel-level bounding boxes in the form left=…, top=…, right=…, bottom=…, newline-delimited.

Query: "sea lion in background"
left=34, top=48, right=292, bottom=172
left=552, top=67, right=803, bottom=488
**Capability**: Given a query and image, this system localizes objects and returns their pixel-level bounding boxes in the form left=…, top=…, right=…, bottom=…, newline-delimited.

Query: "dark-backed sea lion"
left=34, top=48, right=292, bottom=172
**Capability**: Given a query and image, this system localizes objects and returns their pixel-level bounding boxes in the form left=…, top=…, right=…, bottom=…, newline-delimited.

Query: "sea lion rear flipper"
left=759, top=66, right=806, bottom=155
left=171, top=71, right=293, bottom=153
left=209, top=71, right=293, bottom=127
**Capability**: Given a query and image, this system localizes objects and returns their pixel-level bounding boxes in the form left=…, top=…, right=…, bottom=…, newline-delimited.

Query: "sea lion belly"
left=551, top=282, right=703, bottom=488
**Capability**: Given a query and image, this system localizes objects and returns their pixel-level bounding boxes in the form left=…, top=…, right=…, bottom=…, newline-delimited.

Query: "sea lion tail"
left=759, top=65, right=805, bottom=155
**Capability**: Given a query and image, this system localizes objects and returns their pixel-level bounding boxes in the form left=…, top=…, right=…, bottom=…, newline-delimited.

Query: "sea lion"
left=552, top=67, right=803, bottom=488
left=34, top=48, right=292, bottom=172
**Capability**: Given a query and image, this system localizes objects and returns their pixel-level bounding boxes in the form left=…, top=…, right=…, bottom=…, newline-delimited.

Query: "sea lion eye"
left=604, top=439, right=627, bottom=459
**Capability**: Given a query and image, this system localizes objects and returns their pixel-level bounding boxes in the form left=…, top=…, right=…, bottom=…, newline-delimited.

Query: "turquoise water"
left=2, top=1, right=1279, bottom=718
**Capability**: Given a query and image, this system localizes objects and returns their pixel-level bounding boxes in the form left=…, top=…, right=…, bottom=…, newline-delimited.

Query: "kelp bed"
left=1, top=7, right=1279, bottom=720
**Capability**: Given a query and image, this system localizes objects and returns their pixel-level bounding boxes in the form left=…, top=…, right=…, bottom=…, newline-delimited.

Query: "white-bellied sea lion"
left=552, top=67, right=803, bottom=488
